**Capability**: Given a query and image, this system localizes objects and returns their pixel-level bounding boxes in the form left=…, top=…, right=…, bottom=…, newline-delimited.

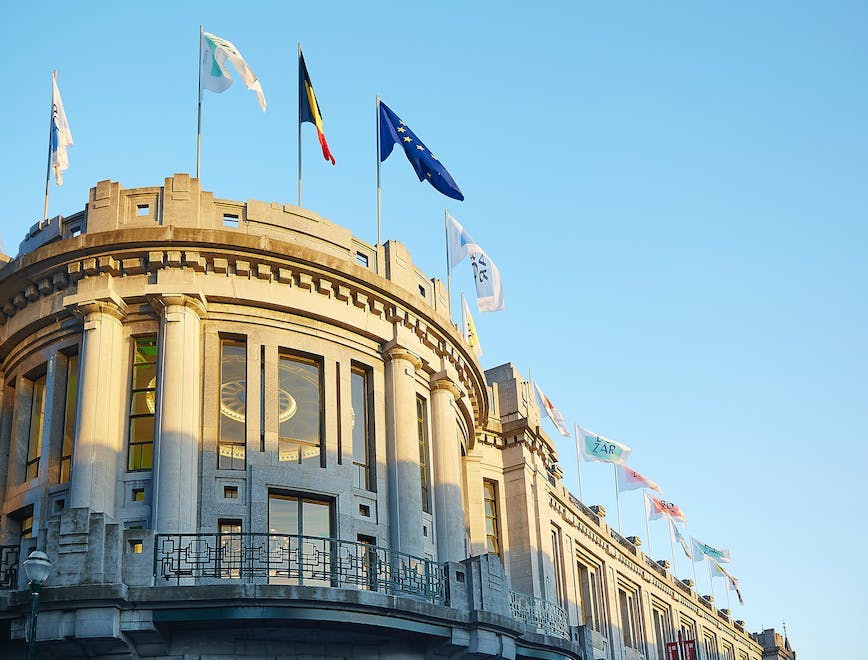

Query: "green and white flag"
left=577, top=425, right=631, bottom=464
left=691, top=536, right=731, bottom=563
left=200, top=31, right=266, bottom=111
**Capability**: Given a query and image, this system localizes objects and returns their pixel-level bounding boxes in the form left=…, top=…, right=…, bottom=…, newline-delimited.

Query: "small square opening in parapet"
left=137, top=204, right=150, bottom=217
left=355, top=252, right=369, bottom=268
left=223, top=213, right=240, bottom=228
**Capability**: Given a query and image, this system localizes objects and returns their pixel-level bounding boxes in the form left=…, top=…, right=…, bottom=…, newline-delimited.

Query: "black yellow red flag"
left=299, top=50, right=335, bottom=164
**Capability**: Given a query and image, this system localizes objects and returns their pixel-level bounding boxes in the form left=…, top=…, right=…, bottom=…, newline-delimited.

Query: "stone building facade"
left=0, top=175, right=786, bottom=659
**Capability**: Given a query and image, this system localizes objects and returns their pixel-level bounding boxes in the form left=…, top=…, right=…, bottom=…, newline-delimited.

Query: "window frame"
left=218, top=338, right=247, bottom=470
left=350, top=362, right=375, bottom=490
left=127, top=336, right=158, bottom=472
left=416, top=395, right=431, bottom=513
left=276, top=351, right=325, bottom=467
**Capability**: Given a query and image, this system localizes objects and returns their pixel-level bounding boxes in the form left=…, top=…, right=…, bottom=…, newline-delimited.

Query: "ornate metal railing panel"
left=0, top=545, right=19, bottom=590
left=508, top=590, right=569, bottom=639
left=154, top=533, right=445, bottom=603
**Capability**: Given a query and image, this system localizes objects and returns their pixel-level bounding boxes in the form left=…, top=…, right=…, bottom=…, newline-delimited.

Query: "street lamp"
left=23, top=550, right=52, bottom=660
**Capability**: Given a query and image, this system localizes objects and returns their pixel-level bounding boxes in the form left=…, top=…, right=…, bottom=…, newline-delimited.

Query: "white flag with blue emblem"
left=50, top=72, right=73, bottom=186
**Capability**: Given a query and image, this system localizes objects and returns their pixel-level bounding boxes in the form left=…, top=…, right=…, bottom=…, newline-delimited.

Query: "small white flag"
left=534, top=382, right=570, bottom=437
left=50, top=73, right=74, bottom=186
left=468, top=245, right=504, bottom=312
left=446, top=212, right=476, bottom=269
left=201, top=31, right=266, bottom=111
left=461, top=296, right=483, bottom=359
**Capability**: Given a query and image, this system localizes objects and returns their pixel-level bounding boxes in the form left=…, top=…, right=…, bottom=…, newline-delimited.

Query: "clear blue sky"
left=3, top=2, right=866, bottom=657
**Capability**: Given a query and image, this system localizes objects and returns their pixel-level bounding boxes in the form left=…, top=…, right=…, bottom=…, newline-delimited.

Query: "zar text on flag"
left=299, top=49, right=335, bottom=164
left=378, top=100, right=463, bottom=201
left=617, top=464, right=663, bottom=493
left=50, top=73, right=73, bottom=186
left=577, top=425, right=632, bottom=464
left=533, top=383, right=570, bottom=437
left=201, top=31, right=266, bottom=111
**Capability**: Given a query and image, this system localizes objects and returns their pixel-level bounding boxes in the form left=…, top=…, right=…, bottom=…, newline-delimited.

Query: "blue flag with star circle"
left=378, top=100, right=464, bottom=201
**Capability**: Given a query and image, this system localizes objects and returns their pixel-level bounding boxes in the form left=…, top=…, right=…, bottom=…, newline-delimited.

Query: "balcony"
left=154, top=533, right=446, bottom=603
left=0, top=545, right=19, bottom=589
left=508, top=590, right=570, bottom=639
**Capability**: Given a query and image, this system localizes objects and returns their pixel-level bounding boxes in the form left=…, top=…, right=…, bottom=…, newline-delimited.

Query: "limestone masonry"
left=0, top=175, right=793, bottom=659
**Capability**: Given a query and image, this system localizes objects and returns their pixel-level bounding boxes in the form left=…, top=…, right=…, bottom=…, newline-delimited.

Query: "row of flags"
left=532, top=380, right=746, bottom=608
left=46, top=29, right=465, bottom=200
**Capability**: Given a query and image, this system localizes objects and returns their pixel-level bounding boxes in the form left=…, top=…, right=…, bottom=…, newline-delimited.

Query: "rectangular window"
left=277, top=353, right=323, bottom=465
left=416, top=395, right=431, bottom=513
left=351, top=364, right=374, bottom=490
left=704, top=632, right=719, bottom=660
left=128, top=337, right=157, bottom=471
left=551, top=525, right=565, bottom=606
left=26, top=375, right=46, bottom=481
left=652, top=601, right=673, bottom=659
left=268, top=492, right=333, bottom=585
left=357, top=534, right=378, bottom=591
left=60, top=354, right=79, bottom=483
left=218, top=339, right=247, bottom=470
left=721, top=642, right=735, bottom=660
left=576, top=556, right=604, bottom=631
left=483, top=479, right=501, bottom=557
left=20, top=515, right=33, bottom=540
left=218, top=519, right=242, bottom=578
left=618, top=584, right=642, bottom=649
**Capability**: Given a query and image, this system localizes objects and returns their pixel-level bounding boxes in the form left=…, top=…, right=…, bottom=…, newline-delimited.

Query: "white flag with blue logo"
left=50, top=72, right=73, bottom=186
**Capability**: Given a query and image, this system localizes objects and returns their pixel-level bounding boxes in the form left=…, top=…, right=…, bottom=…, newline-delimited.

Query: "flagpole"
left=196, top=25, right=203, bottom=180
left=376, top=95, right=382, bottom=258
left=445, top=209, right=452, bottom=322
left=297, top=43, right=303, bottom=206
left=573, top=423, right=584, bottom=502
left=644, top=494, right=653, bottom=557
left=613, top=463, right=622, bottom=533
left=707, top=558, right=716, bottom=604
left=724, top=576, right=732, bottom=611
left=690, top=531, right=699, bottom=586
left=668, top=520, right=676, bottom=575
left=43, top=70, right=56, bottom=222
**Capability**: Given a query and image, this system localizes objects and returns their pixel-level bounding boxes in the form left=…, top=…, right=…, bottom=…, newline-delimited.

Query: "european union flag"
left=378, top=100, right=464, bottom=201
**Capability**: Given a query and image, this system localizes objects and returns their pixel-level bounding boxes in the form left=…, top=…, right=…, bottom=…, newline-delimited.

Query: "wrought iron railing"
left=0, top=545, right=19, bottom=590
left=154, top=533, right=446, bottom=603
left=508, top=590, right=569, bottom=639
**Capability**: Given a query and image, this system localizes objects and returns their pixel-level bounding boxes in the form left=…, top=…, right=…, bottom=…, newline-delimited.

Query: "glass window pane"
left=130, top=416, right=155, bottom=443
left=132, top=364, right=157, bottom=390
left=268, top=493, right=299, bottom=535
left=278, top=356, right=320, bottom=446
left=302, top=499, right=331, bottom=538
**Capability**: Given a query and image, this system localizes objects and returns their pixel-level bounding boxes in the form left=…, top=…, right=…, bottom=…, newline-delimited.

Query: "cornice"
left=0, top=226, right=490, bottom=428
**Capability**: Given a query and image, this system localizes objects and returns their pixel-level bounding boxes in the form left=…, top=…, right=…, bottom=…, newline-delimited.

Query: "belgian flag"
left=299, top=48, right=335, bottom=165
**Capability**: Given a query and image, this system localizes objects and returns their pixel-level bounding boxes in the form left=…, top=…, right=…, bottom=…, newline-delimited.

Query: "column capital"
left=148, top=293, right=208, bottom=319
left=430, top=371, right=462, bottom=399
left=73, top=295, right=127, bottom=322
left=381, top=340, right=423, bottom=370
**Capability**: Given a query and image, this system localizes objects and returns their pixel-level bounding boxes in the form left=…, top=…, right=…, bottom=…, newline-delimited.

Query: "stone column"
left=152, top=295, right=206, bottom=534
left=382, top=341, right=424, bottom=557
left=430, top=372, right=467, bottom=563
left=69, top=299, right=127, bottom=516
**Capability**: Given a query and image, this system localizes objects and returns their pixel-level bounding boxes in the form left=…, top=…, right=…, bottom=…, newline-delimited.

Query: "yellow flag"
left=461, top=296, right=482, bottom=359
